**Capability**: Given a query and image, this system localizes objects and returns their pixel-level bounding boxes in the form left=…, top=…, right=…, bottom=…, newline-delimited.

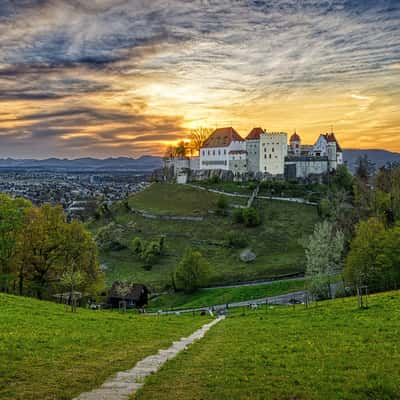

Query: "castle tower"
left=289, top=131, right=301, bottom=156
left=327, top=141, right=337, bottom=171
left=259, top=132, right=288, bottom=175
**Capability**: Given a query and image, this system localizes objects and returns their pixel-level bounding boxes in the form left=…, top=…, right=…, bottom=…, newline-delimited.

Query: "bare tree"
left=189, top=127, right=213, bottom=153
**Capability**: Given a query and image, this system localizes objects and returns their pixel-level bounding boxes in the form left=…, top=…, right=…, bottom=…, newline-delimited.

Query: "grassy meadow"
left=127, top=182, right=246, bottom=215
left=0, top=294, right=209, bottom=400
left=90, top=183, right=319, bottom=290
left=136, top=290, right=400, bottom=400
left=148, top=279, right=306, bottom=311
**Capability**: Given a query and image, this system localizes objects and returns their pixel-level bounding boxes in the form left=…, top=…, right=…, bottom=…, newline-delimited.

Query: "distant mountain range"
left=343, top=149, right=400, bottom=172
left=0, top=149, right=398, bottom=173
left=0, top=155, right=163, bottom=172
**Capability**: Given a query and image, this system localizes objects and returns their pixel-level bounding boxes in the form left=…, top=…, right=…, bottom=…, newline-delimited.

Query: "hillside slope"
left=90, top=183, right=319, bottom=290
left=0, top=294, right=207, bottom=400
left=137, top=290, right=400, bottom=400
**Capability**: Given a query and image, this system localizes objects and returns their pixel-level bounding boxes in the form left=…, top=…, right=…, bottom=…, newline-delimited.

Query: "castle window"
left=224, top=149, right=226, bottom=155
left=213, top=150, right=215, bottom=155
left=269, top=154, right=272, bottom=159
left=272, top=148, right=274, bottom=152
left=208, top=150, right=210, bottom=155
left=218, top=149, right=221, bottom=155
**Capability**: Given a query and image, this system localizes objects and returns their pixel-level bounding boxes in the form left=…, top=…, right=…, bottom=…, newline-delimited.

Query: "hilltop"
left=89, top=183, right=319, bottom=290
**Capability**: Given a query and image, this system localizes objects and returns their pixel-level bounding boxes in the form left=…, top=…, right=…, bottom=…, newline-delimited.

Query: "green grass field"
left=136, top=290, right=400, bottom=400
left=149, top=279, right=306, bottom=311
left=127, top=183, right=245, bottom=216
left=90, top=184, right=319, bottom=290
left=0, top=294, right=209, bottom=400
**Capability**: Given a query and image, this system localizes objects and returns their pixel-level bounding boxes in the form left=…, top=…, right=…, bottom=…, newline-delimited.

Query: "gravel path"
left=73, top=316, right=225, bottom=400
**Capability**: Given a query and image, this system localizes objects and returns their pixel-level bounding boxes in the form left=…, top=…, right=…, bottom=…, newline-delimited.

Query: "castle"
left=166, top=127, right=343, bottom=183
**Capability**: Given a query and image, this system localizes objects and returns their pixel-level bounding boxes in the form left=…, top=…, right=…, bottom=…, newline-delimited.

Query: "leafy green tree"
left=175, top=250, right=210, bottom=293
left=304, top=221, right=344, bottom=299
left=331, top=164, right=354, bottom=193
left=344, top=218, right=386, bottom=292
left=0, top=195, right=32, bottom=292
left=216, top=195, right=229, bottom=216
left=17, top=205, right=103, bottom=299
left=131, top=236, right=165, bottom=270
left=345, top=218, right=400, bottom=292
left=60, top=268, right=84, bottom=313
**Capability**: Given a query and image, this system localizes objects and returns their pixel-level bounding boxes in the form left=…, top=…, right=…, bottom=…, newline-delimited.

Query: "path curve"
left=73, top=316, right=225, bottom=400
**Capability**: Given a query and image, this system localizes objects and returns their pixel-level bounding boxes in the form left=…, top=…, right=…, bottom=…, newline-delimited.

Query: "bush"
left=95, top=223, right=126, bottom=250
left=233, top=208, right=245, bottom=223
left=130, top=236, right=165, bottom=270
left=225, top=231, right=248, bottom=248
left=209, top=175, right=220, bottom=184
left=242, top=207, right=261, bottom=227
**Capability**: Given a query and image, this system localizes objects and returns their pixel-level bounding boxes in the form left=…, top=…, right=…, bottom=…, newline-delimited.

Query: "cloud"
left=0, top=0, right=399, bottom=156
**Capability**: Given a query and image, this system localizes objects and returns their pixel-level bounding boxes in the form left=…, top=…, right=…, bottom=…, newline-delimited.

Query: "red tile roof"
left=202, top=127, right=244, bottom=148
left=324, top=133, right=342, bottom=152
left=246, top=127, right=264, bottom=140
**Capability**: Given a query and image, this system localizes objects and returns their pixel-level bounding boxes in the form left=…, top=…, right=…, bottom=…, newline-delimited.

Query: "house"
left=108, top=282, right=148, bottom=309
left=312, top=132, right=343, bottom=166
left=200, top=127, right=246, bottom=170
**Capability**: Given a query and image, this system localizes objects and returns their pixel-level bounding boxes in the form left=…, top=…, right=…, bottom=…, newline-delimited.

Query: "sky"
left=0, top=0, right=399, bottom=159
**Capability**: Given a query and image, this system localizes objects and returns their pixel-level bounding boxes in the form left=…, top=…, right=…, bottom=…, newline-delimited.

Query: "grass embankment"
left=90, top=184, right=319, bottom=289
left=0, top=294, right=209, bottom=400
left=149, top=279, right=306, bottom=311
left=193, top=181, right=254, bottom=195
left=136, top=290, right=400, bottom=400
left=127, top=182, right=246, bottom=215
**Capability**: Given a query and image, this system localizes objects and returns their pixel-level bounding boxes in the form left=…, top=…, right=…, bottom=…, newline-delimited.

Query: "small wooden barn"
left=109, top=282, right=149, bottom=309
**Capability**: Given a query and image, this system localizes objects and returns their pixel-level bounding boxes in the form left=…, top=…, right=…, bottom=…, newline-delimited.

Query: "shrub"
left=233, top=208, right=245, bottom=223
left=225, top=231, right=248, bottom=248
left=242, top=207, right=261, bottom=227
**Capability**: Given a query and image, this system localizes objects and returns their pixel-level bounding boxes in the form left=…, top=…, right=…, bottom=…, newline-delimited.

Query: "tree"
left=130, top=236, right=165, bottom=270
left=60, top=268, right=84, bottom=313
left=331, top=164, right=353, bottom=193
left=0, top=195, right=32, bottom=292
left=304, top=221, right=344, bottom=299
left=175, top=141, right=188, bottom=158
left=189, top=127, right=212, bottom=153
left=344, top=218, right=386, bottom=292
left=216, top=195, right=229, bottom=216
left=355, top=155, right=375, bottom=181
left=344, top=218, right=400, bottom=292
left=164, top=145, right=177, bottom=159
left=175, top=250, right=210, bottom=293
left=16, top=205, right=103, bottom=299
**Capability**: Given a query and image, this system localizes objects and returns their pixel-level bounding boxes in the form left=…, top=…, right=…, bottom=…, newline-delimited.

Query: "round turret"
left=289, top=132, right=301, bottom=155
